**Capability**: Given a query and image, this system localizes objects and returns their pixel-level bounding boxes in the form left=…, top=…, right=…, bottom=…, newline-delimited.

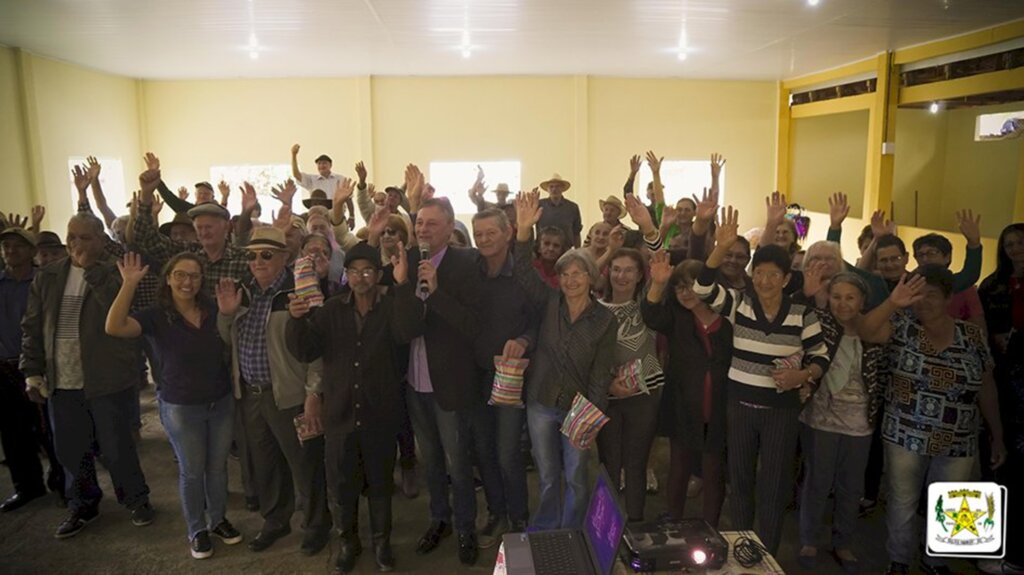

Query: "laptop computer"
left=502, top=468, right=626, bottom=575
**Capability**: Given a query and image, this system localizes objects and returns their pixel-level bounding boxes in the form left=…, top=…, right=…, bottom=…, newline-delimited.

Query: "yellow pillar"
left=776, top=83, right=791, bottom=195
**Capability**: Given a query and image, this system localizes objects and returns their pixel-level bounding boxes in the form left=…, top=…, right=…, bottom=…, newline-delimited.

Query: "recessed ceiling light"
left=462, top=49, right=471, bottom=59
left=808, top=0, right=820, bottom=5
left=249, top=51, right=259, bottom=60
left=929, top=102, right=940, bottom=114
left=678, top=52, right=688, bottom=61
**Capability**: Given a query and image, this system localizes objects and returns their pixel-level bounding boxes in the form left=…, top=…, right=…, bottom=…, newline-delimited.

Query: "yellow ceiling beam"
left=898, top=67, right=1024, bottom=105
left=782, top=57, right=878, bottom=91
left=789, top=93, right=874, bottom=119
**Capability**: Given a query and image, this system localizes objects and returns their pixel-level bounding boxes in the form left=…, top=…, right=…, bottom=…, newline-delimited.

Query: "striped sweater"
left=693, top=264, right=830, bottom=408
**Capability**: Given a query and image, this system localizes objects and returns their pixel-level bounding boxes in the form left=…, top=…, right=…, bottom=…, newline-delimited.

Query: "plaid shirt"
left=237, top=270, right=287, bottom=387
left=130, top=203, right=251, bottom=299
left=78, top=201, right=159, bottom=310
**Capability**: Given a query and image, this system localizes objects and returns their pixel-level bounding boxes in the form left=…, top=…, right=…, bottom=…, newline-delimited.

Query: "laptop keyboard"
left=530, top=531, right=582, bottom=575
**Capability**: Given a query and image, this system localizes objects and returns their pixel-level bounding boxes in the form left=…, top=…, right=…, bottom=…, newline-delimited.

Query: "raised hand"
left=291, top=143, right=300, bottom=156
left=660, top=205, right=680, bottom=229
left=287, top=293, right=311, bottom=319
left=240, top=182, right=258, bottom=213
left=143, top=152, right=160, bottom=171
left=474, top=164, right=485, bottom=188
left=956, top=209, right=982, bottom=247
left=802, top=259, right=829, bottom=298
left=765, top=191, right=787, bottom=227
left=515, top=188, right=543, bottom=232
left=391, top=242, right=409, bottom=284
left=628, top=154, right=642, bottom=179
left=693, top=187, right=719, bottom=223
left=888, top=273, right=927, bottom=307
left=645, top=150, right=663, bottom=174
left=869, top=210, right=894, bottom=238
left=715, top=206, right=740, bottom=250
left=649, top=250, right=673, bottom=286
left=177, top=186, right=190, bottom=200
left=607, top=225, right=625, bottom=252
left=272, top=204, right=293, bottom=230
left=86, top=156, right=101, bottom=182
left=333, top=177, right=355, bottom=206
left=72, top=165, right=91, bottom=192
left=117, top=252, right=150, bottom=285
left=216, top=277, right=242, bottom=316
left=4, top=212, right=28, bottom=229
left=354, top=161, right=368, bottom=185
left=624, top=194, right=655, bottom=233
left=152, top=195, right=164, bottom=217
left=30, top=205, right=45, bottom=230
left=138, top=162, right=161, bottom=197
left=405, top=164, right=424, bottom=209
left=710, top=153, right=726, bottom=182
left=218, top=180, right=230, bottom=206
left=828, top=192, right=850, bottom=229
left=271, top=179, right=297, bottom=207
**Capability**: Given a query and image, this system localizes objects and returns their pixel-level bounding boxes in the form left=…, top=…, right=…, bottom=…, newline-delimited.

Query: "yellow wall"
left=587, top=77, right=777, bottom=226
left=893, top=103, right=1021, bottom=237
left=17, top=54, right=143, bottom=231
left=789, top=110, right=869, bottom=217
left=142, top=78, right=363, bottom=199
left=0, top=47, right=33, bottom=215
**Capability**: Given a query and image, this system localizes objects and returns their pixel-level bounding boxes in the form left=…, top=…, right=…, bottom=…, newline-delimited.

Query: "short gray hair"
left=554, top=249, right=600, bottom=285
left=805, top=240, right=842, bottom=262
left=68, top=212, right=105, bottom=235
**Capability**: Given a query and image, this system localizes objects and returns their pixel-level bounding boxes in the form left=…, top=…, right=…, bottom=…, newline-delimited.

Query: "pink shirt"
left=408, top=246, right=448, bottom=393
left=947, top=286, right=983, bottom=322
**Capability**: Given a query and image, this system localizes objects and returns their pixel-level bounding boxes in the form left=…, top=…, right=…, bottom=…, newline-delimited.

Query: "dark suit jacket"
left=389, top=245, right=483, bottom=411
left=20, top=258, right=141, bottom=398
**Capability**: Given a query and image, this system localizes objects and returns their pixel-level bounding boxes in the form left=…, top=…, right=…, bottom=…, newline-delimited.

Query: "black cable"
left=733, top=533, right=766, bottom=568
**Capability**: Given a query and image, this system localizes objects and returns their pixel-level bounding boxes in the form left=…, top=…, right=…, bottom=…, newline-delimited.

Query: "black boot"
left=369, top=496, right=394, bottom=572
left=334, top=531, right=362, bottom=574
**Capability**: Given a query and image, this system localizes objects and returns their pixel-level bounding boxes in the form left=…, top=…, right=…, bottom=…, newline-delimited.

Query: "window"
left=209, top=164, right=295, bottom=216
left=67, top=156, right=127, bottom=220
left=635, top=160, right=725, bottom=208
left=427, top=161, right=522, bottom=215
left=976, top=110, right=1024, bottom=141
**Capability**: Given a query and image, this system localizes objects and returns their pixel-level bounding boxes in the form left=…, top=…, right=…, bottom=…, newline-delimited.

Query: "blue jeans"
left=527, top=399, right=589, bottom=530
left=798, top=426, right=871, bottom=549
left=884, top=441, right=974, bottom=567
left=159, top=394, right=235, bottom=540
left=406, top=389, right=477, bottom=533
left=470, top=392, right=530, bottom=523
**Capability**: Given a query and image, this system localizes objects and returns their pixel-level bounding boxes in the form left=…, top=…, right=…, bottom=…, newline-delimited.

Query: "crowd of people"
left=0, top=147, right=1022, bottom=575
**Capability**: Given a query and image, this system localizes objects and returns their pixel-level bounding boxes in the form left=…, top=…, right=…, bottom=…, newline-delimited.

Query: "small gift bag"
left=772, top=351, right=804, bottom=393
left=615, top=358, right=649, bottom=395
left=560, top=393, right=610, bottom=450
left=293, top=255, right=324, bottom=308
left=293, top=413, right=323, bottom=444
left=489, top=356, right=529, bottom=408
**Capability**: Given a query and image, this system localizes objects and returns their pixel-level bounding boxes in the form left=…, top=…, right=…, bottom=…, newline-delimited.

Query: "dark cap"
left=187, top=202, right=231, bottom=220
left=0, top=227, right=36, bottom=247
left=343, top=241, right=382, bottom=269
left=160, top=212, right=194, bottom=236
left=195, top=181, right=214, bottom=191
left=314, top=154, right=332, bottom=164
left=36, top=231, right=64, bottom=249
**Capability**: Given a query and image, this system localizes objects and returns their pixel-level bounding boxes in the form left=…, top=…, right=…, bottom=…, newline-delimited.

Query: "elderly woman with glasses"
left=106, top=251, right=241, bottom=559
left=692, top=205, right=831, bottom=556
left=513, top=189, right=618, bottom=530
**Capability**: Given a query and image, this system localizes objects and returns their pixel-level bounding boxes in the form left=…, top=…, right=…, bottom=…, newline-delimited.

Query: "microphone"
left=418, top=245, right=431, bottom=296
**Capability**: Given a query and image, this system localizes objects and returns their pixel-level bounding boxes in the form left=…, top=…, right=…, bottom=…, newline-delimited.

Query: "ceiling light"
left=677, top=52, right=688, bottom=61
left=461, top=48, right=471, bottom=59
left=807, top=0, right=820, bottom=5
left=249, top=51, right=259, bottom=60
left=929, top=102, right=940, bottom=114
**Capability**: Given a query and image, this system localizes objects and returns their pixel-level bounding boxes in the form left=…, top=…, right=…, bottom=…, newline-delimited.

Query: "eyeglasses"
left=382, top=228, right=398, bottom=236
left=170, top=271, right=202, bottom=282
left=346, top=268, right=377, bottom=279
left=559, top=271, right=589, bottom=281
left=246, top=250, right=277, bottom=261
left=752, top=269, right=784, bottom=281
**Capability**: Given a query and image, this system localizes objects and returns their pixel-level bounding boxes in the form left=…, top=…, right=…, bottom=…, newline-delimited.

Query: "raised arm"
left=952, top=209, right=983, bottom=292
left=290, top=144, right=303, bottom=181
left=623, top=154, right=641, bottom=198
left=709, top=153, right=725, bottom=197
left=646, top=150, right=664, bottom=206
left=762, top=191, right=787, bottom=249
left=513, top=189, right=558, bottom=307
left=858, top=273, right=926, bottom=343
left=105, top=252, right=147, bottom=338
left=132, top=153, right=187, bottom=263
left=827, top=191, right=850, bottom=244
left=85, top=157, right=118, bottom=229
left=693, top=205, right=740, bottom=316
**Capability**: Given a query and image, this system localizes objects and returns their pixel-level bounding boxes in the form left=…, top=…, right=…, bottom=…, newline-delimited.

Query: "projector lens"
left=692, top=549, right=707, bottom=564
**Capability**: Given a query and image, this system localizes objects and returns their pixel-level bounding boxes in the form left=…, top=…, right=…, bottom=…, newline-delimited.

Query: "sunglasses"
left=382, top=228, right=398, bottom=236
left=246, top=250, right=277, bottom=261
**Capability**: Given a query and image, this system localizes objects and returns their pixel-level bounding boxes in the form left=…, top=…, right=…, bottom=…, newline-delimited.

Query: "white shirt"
left=298, top=171, right=347, bottom=199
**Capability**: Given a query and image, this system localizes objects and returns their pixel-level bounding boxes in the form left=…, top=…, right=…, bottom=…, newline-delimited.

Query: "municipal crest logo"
left=926, top=482, right=1007, bottom=559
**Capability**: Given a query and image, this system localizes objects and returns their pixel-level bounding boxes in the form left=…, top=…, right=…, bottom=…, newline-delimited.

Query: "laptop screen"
left=583, top=471, right=626, bottom=575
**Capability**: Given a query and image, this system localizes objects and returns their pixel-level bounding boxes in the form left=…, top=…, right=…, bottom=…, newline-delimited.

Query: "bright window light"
left=210, top=164, right=295, bottom=216
left=975, top=110, right=1024, bottom=141
left=635, top=160, right=725, bottom=208
left=428, top=161, right=522, bottom=215
left=68, top=156, right=127, bottom=229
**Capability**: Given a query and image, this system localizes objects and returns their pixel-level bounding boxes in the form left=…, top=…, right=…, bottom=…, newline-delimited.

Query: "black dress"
left=641, top=297, right=732, bottom=453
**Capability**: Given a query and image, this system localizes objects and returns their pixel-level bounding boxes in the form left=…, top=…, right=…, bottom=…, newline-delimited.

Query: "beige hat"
left=494, top=183, right=511, bottom=194
left=246, top=227, right=288, bottom=251
left=540, top=173, right=571, bottom=192
left=0, top=227, right=36, bottom=247
left=599, top=195, right=625, bottom=219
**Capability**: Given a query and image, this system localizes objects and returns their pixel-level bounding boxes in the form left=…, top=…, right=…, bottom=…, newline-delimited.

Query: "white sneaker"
left=687, top=477, right=703, bottom=498
left=979, top=560, right=1024, bottom=575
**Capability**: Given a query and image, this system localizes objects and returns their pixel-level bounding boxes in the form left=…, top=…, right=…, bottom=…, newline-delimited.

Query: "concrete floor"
left=0, top=388, right=983, bottom=574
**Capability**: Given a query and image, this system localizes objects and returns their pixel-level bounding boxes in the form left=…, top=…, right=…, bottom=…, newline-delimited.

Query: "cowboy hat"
left=598, top=195, right=625, bottom=219
left=302, top=189, right=333, bottom=210
left=539, top=173, right=571, bottom=192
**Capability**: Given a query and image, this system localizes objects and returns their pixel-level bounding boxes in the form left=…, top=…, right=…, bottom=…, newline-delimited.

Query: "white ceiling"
left=1, top=0, right=1023, bottom=80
